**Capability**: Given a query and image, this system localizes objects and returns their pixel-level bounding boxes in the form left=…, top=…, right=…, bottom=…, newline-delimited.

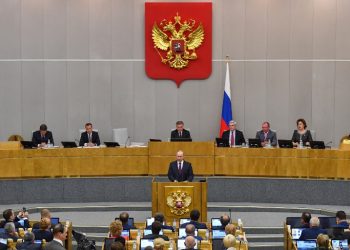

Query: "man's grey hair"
left=4, top=222, right=15, bottom=233
left=310, top=217, right=320, bottom=227
left=185, top=236, right=196, bottom=249
left=185, top=224, right=196, bottom=235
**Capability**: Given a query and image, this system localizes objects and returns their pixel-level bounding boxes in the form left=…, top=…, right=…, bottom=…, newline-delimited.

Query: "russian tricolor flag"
left=219, top=62, right=232, bottom=137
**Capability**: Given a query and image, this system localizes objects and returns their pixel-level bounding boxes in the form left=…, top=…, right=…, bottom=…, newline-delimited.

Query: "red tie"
left=231, top=131, right=235, bottom=146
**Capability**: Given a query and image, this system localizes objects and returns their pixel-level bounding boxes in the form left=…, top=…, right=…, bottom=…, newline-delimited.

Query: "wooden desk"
left=148, top=142, right=215, bottom=176
left=214, top=147, right=350, bottom=179
left=0, top=147, right=148, bottom=178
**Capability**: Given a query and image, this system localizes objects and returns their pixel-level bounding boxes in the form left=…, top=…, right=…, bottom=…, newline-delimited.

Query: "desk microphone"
left=124, top=136, right=131, bottom=147
left=325, top=141, right=332, bottom=149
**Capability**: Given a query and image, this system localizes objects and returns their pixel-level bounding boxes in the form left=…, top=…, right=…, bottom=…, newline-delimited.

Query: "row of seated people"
left=286, top=210, right=350, bottom=249
left=0, top=208, right=69, bottom=250
left=104, top=210, right=247, bottom=250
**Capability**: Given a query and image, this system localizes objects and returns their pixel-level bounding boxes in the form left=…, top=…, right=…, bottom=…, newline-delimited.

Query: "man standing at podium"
left=168, top=150, right=194, bottom=182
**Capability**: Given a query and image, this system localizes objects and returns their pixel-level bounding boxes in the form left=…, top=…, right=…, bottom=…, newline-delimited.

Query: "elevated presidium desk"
left=0, top=141, right=350, bottom=179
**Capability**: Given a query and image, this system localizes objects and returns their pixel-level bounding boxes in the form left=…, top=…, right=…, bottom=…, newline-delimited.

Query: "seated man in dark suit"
left=221, top=120, right=245, bottom=146
left=180, top=209, right=207, bottom=229
left=255, top=121, right=277, bottom=147
left=17, top=232, right=41, bottom=250
left=299, top=217, right=327, bottom=240
left=117, top=212, right=135, bottom=230
left=0, top=209, right=29, bottom=229
left=32, top=124, right=54, bottom=147
left=300, top=212, right=312, bottom=228
left=170, top=121, right=191, bottom=140
left=145, top=213, right=174, bottom=232
left=44, top=223, right=67, bottom=250
left=331, top=211, right=350, bottom=239
left=181, top=224, right=202, bottom=241
left=143, top=222, right=169, bottom=241
left=33, top=218, right=53, bottom=242
left=0, top=241, right=6, bottom=250
left=79, top=122, right=100, bottom=147
left=168, top=151, right=194, bottom=182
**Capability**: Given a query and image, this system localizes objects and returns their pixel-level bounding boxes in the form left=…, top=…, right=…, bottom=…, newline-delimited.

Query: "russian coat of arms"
left=152, top=13, right=205, bottom=70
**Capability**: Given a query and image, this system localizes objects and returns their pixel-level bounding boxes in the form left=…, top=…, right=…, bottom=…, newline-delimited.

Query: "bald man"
left=168, top=150, right=194, bottom=182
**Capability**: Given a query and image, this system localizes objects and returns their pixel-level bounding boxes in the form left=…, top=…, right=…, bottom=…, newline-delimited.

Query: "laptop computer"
left=178, top=228, right=198, bottom=238
left=104, top=142, right=120, bottom=147
left=291, top=228, right=305, bottom=240
left=286, top=217, right=301, bottom=228
left=296, top=240, right=317, bottom=249
left=61, top=141, right=77, bottom=148
left=140, top=239, right=154, bottom=250
left=21, top=141, right=35, bottom=149
left=146, top=217, right=155, bottom=227
left=278, top=139, right=293, bottom=148
left=179, top=218, right=191, bottom=225
left=332, top=239, right=349, bottom=249
left=248, top=138, right=262, bottom=148
left=216, top=138, right=229, bottom=147
left=149, top=139, right=162, bottom=142
left=211, top=218, right=222, bottom=227
left=170, top=138, right=192, bottom=142
left=310, top=140, right=325, bottom=149
left=177, top=238, right=198, bottom=250
left=212, top=229, right=226, bottom=239
left=50, top=217, right=60, bottom=225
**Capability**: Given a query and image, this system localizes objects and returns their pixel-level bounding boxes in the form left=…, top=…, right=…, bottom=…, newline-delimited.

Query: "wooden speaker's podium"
left=152, top=179, right=207, bottom=222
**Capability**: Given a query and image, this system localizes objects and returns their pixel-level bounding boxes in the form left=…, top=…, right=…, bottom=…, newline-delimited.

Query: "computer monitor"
left=212, top=229, right=226, bottom=239
left=286, top=217, right=300, bottom=228
left=296, top=240, right=317, bottom=249
left=61, top=141, right=77, bottom=148
left=248, top=138, right=262, bottom=148
left=140, top=239, right=154, bottom=250
left=179, top=218, right=191, bottom=225
left=310, top=141, right=325, bottom=149
left=278, top=140, right=293, bottom=148
left=291, top=228, right=305, bottom=240
left=170, top=138, right=192, bottom=142
left=50, top=217, right=60, bottom=225
left=127, top=218, right=134, bottom=227
left=319, top=217, right=336, bottom=229
left=146, top=217, right=154, bottom=227
left=216, top=138, right=229, bottom=147
left=332, top=239, right=349, bottom=249
left=178, top=228, right=198, bottom=238
left=21, top=141, right=35, bottom=149
left=211, top=218, right=222, bottom=227
left=177, top=238, right=198, bottom=250
left=121, top=230, right=130, bottom=238
left=104, top=142, right=120, bottom=147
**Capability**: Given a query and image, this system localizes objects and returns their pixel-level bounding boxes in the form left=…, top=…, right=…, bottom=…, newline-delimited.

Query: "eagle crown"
left=160, top=13, right=195, bottom=39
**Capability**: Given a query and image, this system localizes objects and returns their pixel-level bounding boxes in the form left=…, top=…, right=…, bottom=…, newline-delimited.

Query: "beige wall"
left=0, top=0, right=349, bottom=147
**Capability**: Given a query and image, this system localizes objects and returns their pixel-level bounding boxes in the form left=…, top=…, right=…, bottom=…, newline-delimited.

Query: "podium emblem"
left=166, top=190, right=192, bottom=216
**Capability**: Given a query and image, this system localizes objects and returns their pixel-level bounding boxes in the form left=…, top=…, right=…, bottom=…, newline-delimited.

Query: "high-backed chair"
left=112, top=128, right=128, bottom=145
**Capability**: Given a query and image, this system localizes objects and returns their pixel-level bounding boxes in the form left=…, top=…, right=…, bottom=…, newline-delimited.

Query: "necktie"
left=264, top=133, right=267, bottom=141
left=178, top=162, right=182, bottom=174
left=88, top=133, right=92, bottom=142
left=179, top=131, right=182, bottom=137
left=230, top=131, right=235, bottom=146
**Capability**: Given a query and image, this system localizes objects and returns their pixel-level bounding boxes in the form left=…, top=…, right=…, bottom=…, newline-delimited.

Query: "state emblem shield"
left=145, top=2, right=212, bottom=87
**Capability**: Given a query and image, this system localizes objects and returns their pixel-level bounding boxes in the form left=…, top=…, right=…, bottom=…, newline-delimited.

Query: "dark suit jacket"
left=17, top=241, right=42, bottom=250
left=32, top=131, right=54, bottom=146
left=256, top=130, right=277, bottom=146
left=168, top=161, right=194, bottom=182
left=79, top=131, right=100, bottom=146
left=143, top=234, right=169, bottom=241
left=299, top=227, right=327, bottom=240
left=44, top=239, right=65, bottom=250
left=33, top=229, right=53, bottom=242
left=180, top=221, right=207, bottom=229
left=171, top=129, right=191, bottom=139
left=291, top=130, right=313, bottom=144
left=0, top=242, right=6, bottom=250
left=0, top=232, right=18, bottom=242
left=0, top=217, right=28, bottom=229
left=222, top=130, right=245, bottom=146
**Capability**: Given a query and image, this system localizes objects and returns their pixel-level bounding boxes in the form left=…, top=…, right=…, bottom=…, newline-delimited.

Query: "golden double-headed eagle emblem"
left=166, top=190, right=192, bottom=216
left=152, top=13, right=205, bottom=69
